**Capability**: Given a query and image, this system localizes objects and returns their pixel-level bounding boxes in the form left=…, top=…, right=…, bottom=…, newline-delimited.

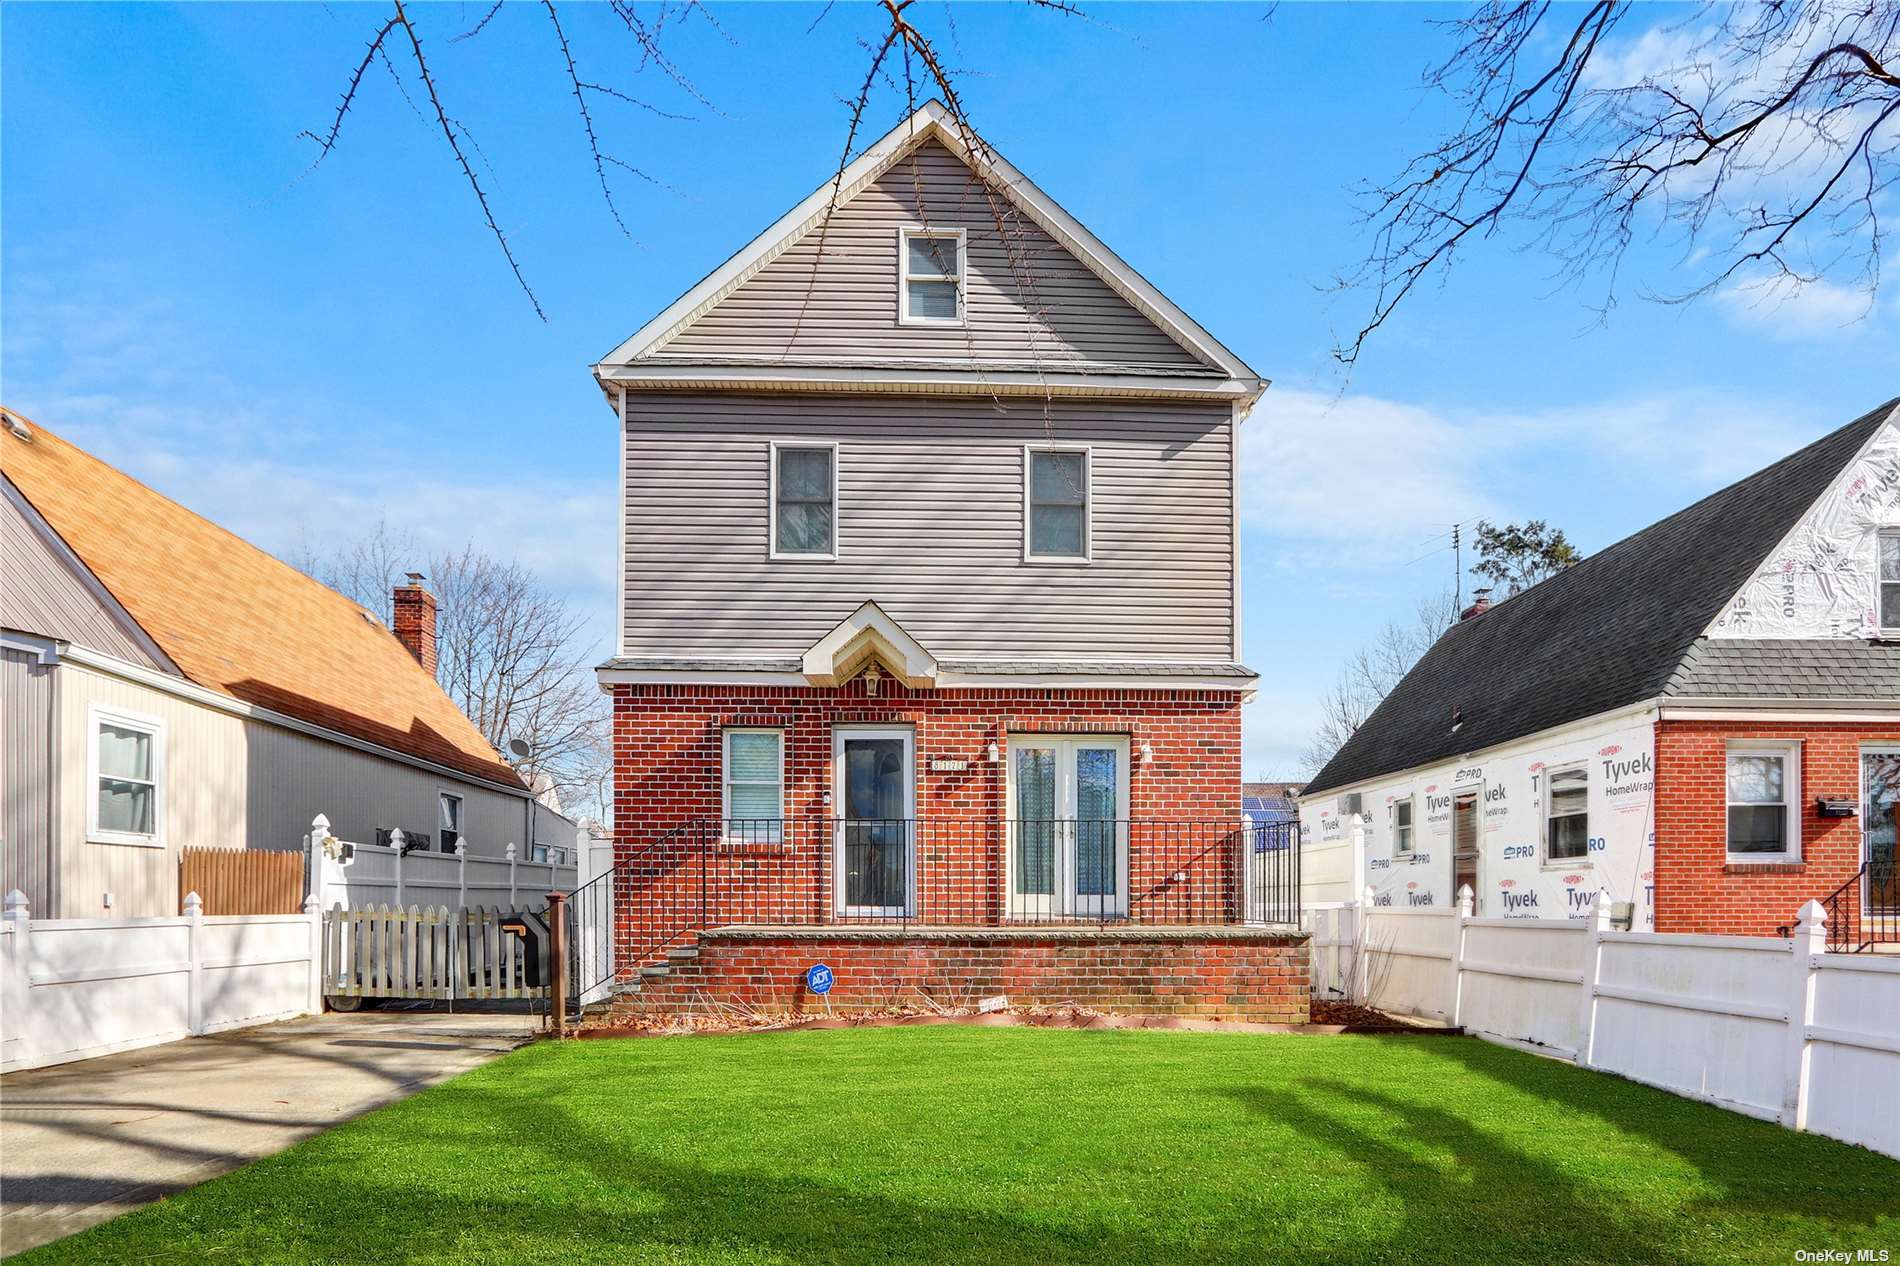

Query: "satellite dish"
left=508, top=739, right=532, bottom=760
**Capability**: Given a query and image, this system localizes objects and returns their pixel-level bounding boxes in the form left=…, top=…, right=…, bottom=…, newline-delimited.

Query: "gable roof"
left=595, top=101, right=1263, bottom=400
left=1303, top=397, right=1900, bottom=796
left=1, top=411, right=524, bottom=789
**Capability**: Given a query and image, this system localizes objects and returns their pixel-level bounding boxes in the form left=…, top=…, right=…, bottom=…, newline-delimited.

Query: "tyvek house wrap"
left=1710, top=419, right=1900, bottom=639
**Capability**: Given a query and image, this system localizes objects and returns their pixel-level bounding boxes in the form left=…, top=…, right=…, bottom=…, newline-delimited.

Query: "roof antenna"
left=1452, top=523, right=1461, bottom=611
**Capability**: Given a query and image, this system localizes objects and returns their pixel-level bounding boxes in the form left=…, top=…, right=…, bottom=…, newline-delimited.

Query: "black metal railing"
left=564, top=816, right=1300, bottom=1001
left=1820, top=859, right=1899, bottom=953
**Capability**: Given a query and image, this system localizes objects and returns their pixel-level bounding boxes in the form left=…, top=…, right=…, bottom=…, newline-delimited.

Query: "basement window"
left=898, top=228, right=965, bottom=325
left=1726, top=741, right=1801, bottom=862
left=1545, top=765, right=1590, bottom=862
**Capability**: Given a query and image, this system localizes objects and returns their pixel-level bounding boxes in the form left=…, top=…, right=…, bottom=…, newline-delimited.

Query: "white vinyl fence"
left=0, top=889, right=321, bottom=1072
left=304, top=814, right=578, bottom=914
left=1305, top=889, right=1900, bottom=1159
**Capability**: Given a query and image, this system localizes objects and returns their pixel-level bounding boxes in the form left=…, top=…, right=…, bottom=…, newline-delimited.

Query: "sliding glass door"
left=1008, top=736, right=1129, bottom=919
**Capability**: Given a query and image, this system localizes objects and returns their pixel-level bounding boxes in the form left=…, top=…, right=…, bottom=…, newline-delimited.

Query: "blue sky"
left=4, top=2, right=1895, bottom=777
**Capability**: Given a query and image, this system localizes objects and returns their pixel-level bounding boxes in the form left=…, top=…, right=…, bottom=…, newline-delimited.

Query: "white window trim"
left=438, top=789, right=465, bottom=854
left=1391, top=796, right=1415, bottom=855
left=895, top=225, right=967, bottom=327
left=1542, top=762, right=1592, bottom=867
left=87, top=704, right=165, bottom=848
left=768, top=439, right=840, bottom=562
left=722, top=727, right=786, bottom=831
left=1022, top=443, right=1093, bottom=564
left=1725, top=739, right=1803, bottom=863
left=1878, top=527, right=1900, bottom=637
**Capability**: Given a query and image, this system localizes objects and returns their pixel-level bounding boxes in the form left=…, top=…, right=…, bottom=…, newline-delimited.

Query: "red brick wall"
left=1654, top=717, right=1899, bottom=935
left=608, top=679, right=1245, bottom=968
left=626, top=928, right=1310, bottom=1022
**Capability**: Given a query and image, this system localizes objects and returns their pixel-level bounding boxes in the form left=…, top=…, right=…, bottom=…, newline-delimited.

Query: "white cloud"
left=1716, top=273, right=1880, bottom=340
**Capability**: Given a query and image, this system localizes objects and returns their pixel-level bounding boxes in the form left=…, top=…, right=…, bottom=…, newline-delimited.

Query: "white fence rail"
left=0, top=889, right=320, bottom=1073
left=1305, top=890, right=1900, bottom=1159
left=304, top=814, right=578, bottom=914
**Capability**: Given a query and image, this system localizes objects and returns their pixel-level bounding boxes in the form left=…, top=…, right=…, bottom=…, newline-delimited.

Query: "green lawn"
left=18, top=1028, right=1898, bottom=1265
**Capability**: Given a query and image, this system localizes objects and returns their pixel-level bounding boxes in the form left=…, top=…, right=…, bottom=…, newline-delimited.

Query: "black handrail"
left=1819, top=859, right=1899, bottom=953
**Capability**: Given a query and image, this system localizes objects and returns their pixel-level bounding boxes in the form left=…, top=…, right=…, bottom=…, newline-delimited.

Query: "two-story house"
left=585, top=103, right=1306, bottom=1020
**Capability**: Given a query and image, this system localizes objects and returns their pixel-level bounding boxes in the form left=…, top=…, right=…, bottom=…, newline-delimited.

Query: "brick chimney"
left=1460, top=587, right=1493, bottom=622
left=392, top=573, right=438, bottom=674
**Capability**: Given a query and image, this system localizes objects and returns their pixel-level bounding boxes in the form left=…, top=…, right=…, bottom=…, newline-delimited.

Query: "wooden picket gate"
left=322, top=904, right=550, bottom=1003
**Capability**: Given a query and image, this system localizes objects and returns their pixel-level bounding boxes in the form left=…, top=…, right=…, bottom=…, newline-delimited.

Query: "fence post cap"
left=302, top=893, right=321, bottom=914
left=2, top=889, right=28, bottom=919
left=311, top=813, right=330, bottom=833
left=455, top=840, right=468, bottom=857
left=390, top=828, right=405, bottom=848
left=1794, top=899, right=1828, bottom=929
left=1360, top=884, right=1376, bottom=907
left=183, top=891, right=204, bottom=916
left=505, top=841, right=517, bottom=861
left=1457, top=884, right=1475, bottom=917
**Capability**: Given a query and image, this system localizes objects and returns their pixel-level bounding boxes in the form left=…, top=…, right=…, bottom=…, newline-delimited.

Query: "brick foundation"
left=1654, top=718, right=1900, bottom=935
left=624, top=926, right=1311, bottom=1022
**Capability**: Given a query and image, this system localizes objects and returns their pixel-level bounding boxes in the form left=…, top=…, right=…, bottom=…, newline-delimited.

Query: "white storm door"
left=834, top=729, right=914, bottom=918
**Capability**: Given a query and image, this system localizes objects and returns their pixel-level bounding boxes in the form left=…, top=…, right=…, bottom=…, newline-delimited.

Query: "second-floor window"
left=1025, top=446, right=1090, bottom=561
left=899, top=228, right=964, bottom=325
left=771, top=441, right=837, bottom=559
left=1881, top=528, right=1899, bottom=633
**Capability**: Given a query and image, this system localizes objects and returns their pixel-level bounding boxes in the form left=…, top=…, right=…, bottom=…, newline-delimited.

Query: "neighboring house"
left=0, top=410, right=574, bottom=918
left=586, top=103, right=1305, bottom=1018
left=1299, top=398, right=1900, bottom=946
left=1244, top=781, right=1303, bottom=828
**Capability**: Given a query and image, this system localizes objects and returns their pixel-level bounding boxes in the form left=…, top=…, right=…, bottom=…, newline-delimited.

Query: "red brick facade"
left=607, top=678, right=1251, bottom=979
left=1653, top=718, right=1900, bottom=935
left=626, top=927, right=1311, bottom=1022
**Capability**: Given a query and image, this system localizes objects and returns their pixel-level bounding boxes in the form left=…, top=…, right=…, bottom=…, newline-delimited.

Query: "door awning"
left=802, top=601, right=938, bottom=688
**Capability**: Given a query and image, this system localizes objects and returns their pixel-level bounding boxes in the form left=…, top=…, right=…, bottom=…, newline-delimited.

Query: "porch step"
left=665, top=946, right=700, bottom=963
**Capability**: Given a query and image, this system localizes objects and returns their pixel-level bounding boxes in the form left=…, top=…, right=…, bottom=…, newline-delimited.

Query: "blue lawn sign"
left=805, top=963, right=834, bottom=996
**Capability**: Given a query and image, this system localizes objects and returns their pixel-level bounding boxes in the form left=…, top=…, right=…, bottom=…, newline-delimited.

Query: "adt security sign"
left=805, top=963, right=834, bottom=996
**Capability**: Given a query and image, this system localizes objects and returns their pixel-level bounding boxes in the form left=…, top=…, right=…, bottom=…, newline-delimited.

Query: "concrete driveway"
left=0, top=1010, right=537, bottom=1256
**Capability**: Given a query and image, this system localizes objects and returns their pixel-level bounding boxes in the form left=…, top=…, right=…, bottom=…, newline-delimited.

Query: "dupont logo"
left=1527, top=761, right=1545, bottom=773
left=1385, top=794, right=1397, bottom=805
left=1498, top=878, right=1516, bottom=889
left=1406, top=881, right=1419, bottom=891
left=1640, top=869, right=1654, bottom=882
left=1562, top=874, right=1584, bottom=886
left=1598, top=744, right=1622, bottom=757
left=1425, top=784, right=1439, bottom=794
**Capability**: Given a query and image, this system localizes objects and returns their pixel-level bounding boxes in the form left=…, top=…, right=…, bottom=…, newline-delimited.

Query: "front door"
left=1864, top=750, right=1899, bottom=922
left=835, top=729, right=913, bottom=918
left=1452, top=789, right=1480, bottom=912
left=1008, top=736, right=1130, bottom=919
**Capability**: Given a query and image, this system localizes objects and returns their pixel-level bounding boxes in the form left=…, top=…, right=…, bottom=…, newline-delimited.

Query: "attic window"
left=898, top=228, right=964, bottom=326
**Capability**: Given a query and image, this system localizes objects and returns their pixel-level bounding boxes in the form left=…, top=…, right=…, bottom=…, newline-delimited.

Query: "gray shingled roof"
left=1303, top=397, right=1900, bottom=796
left=598, top=657, right=1257, bottom=679
left=1666, top=638, right=1900, bottom=699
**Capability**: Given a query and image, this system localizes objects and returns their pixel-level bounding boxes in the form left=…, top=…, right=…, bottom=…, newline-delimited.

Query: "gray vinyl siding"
left=2, top=649, right=57, bottom=913
left=652, top=139, right=1209, bottom=373
left=621, top=392, right=1236, bottom=660
left=1, top=482, right=161, bottom=667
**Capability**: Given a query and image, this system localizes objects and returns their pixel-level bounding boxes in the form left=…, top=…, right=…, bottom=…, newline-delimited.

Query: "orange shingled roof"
left=1, top=411, right=524, bottom=788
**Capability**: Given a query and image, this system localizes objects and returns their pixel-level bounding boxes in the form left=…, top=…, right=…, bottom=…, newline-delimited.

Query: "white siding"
left=1, top=481, right=160, bottom=667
